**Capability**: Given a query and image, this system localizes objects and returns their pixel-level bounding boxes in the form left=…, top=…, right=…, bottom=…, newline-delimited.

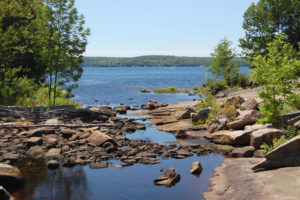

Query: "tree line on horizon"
left=81, top=55, right=249, bottom=67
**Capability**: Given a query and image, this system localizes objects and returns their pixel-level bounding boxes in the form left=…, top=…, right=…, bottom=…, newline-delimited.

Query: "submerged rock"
left=154, top=168, right=180, bottom=187
left=47, top=160, right=59, bottom=169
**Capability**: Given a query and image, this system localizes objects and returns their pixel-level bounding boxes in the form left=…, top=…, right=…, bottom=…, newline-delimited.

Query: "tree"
left=252, top=34, right=300, bottom=123
left=207, top=38, right=238, bottom=85
left=0, top=0, right=46, bottom=82
left=240, top=0, right=300, bottom=61
left=42, top=0, right=90, bottom=105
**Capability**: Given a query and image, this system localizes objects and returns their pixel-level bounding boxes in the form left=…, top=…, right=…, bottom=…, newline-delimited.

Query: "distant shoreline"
left=81, top=55, right=249, bottom=67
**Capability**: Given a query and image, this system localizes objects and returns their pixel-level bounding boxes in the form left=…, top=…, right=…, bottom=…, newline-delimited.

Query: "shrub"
left=154, top=86, right=181, bottom=93
left=228, top=73, right=249, bottom=88
left=202, top=76, right=227, bottom=94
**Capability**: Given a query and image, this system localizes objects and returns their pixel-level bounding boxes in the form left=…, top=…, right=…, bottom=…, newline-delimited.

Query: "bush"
left=228, top=73, right=249, bottom=88
left=154, top=86, right=181, bottom=93
left=202, top=77, right=227, bottom=94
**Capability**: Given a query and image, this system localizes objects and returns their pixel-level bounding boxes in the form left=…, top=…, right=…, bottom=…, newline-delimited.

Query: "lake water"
left=13, top=66, right=250, bottom=200
left=71, top=66, right=250, bottom=107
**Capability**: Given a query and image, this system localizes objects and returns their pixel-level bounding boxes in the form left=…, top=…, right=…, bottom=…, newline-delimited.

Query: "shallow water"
left=11, top=66, right=252, bottom=199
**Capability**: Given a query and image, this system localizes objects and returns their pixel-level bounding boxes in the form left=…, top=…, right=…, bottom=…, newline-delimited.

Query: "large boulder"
left=250, top=128, right=284, bottom=149
left=87, top=131, right=117, bottom=147
left=153, top=168, right=180, bottom=187
left=190, top=161, right=203, bottom=174
left=192, top=107, right=212, bottom=123
left=253, top=135, right=300, bottom=171
left=0, top=163, right=24, bottom=187
left=27, top=146, right=44, bottom=159
left=175, top=107, right=196, bottom=120
left=45, top=148, right=61, bottom=158
left=241, top=98, right=259, bottom=110
left=280, top=111, right=300, bottom=127
left=208, top=130, right=251, bottom=146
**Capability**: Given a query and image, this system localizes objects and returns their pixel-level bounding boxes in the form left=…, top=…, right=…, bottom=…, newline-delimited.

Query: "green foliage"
left=154, top=86, right=181, bottom=93
left=228, top=73, right=249, bottom=89
left=252, top=34, right=300, bottom=124
left=192, top=119, right=205, bottom=126
left=202, top=76, right=227, bottom=94
left=261, top=126, right=300, bottom=152
left=0, top=68, right=37, bottom=105
left=240, top=0, right=300, bottom=61
left=208, top=38, right=238, bottom=83
left=82, top=55, right=249, bottom=67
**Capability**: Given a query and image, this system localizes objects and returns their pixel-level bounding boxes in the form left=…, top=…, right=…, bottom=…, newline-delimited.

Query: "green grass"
left=154, top=86, right=181, bottom=93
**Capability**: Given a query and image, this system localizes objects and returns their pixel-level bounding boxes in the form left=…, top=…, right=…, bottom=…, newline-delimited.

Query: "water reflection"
left=12, top=159, right=90, bottom=200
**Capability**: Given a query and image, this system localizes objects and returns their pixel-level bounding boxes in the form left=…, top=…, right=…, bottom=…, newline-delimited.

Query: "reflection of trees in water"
left=12, top=158, right=89, bottom=200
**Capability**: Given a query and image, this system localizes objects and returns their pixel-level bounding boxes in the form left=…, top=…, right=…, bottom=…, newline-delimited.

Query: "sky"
left=75, top=0, right=259, bottom=57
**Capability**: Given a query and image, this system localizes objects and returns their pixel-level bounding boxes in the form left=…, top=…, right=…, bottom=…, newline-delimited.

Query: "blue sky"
left=75, top=0, right=259, bottom=57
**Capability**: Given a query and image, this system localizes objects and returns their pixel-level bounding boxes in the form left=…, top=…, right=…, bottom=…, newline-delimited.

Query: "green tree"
left=0, top=0, right=46, bottom=82
left=252, top=34, right=300, bottom=123
left=207, top=38, right=238, bottom=85
left=240, top=0, right=300, bottom=61
left=42, top=0, right=90, bottom=105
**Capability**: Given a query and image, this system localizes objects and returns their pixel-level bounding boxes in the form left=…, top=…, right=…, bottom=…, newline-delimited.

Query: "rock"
left=45, top=148, right=61, bottom=158
left=45, top=118, right=59, bottom=125
left=227, top=115, right=259, bottom=130
left=153, top=168, right=180, bottom=187
left=114, top=105, right=130, bottom=114
left=0, top=186, right=14, bottom=200
left=0, top=163, right=24, bottom=187
left=140, top=89, right=151, bottom=93
left=60, top=128, right=77, bottom=139
left=237, top=110, right=261, bottom=120
left=175, top=107, right=195, bottom=120
left=227, top=96, right=245, bottom=106
left=20, top=128, right=56, bottom=137
left=174, top=130, right=187, bottom=138
left=208, top=130, right=251, bottom=146
left=192, top=107, right=212, bottom=123
left=280, top=111, right=300, bottom=127
left=89, top=162, right=108, bottom=169
left=62, top=159, right=76, bottom=168
left=254, top=150, right=265, bottom=158
left=26, top=137, right=43, bottom=147
left=87, top=131, right=117, bottom=147
left=250, top=128, right=284, bottom=149
left=241, top=98, right=259, bottom=110
left=47, top=160, right=59, bottom=169
left=294, top=120, right=300, bottom=129
left=253, top=135, right=300, bottom=171
left=190, top=161, right=203, bottom=174
left=216, top=92, right=226, bottom=98
left=244, top=124, right=272, bottom=132
left=2, top=153, right=19, bottom=163
left=231, top=146, right=255, bottom=157
left=112, top=164, right=123, bottom=168
left=27, top=146, right=44, bottom=159
left=174, top=149, right=193, bottom=158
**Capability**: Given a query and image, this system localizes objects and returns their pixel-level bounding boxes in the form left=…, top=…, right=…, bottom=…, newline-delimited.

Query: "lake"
left=13, top=66, right=250, bottom=200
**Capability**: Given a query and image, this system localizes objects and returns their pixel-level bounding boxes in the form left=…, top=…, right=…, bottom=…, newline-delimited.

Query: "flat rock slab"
left=155, top=119, right=195, bottom=132
left=204, top=158, right=300, bottom=200
left=209, top=130, right=251, bottom=146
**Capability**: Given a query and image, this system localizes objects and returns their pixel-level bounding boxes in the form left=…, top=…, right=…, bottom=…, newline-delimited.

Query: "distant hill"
left=82, top=55, right=249, bottom=67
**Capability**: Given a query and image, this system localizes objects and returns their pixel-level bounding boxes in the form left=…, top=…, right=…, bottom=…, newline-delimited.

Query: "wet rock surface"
left=153, top=168, right=180, bottom=187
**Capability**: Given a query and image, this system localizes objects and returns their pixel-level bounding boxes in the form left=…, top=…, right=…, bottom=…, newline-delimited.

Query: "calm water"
left=12, top=66, right=253, bottom=200
left=71, top=66, right=250, bottom=107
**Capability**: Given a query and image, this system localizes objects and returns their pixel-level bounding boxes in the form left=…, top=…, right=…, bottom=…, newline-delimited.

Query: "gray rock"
left=45, top=148, right=61, bottom=158
left=250, top=128, right=284, bottom=149
left=0, top=163, right=24, bottom=187
left=192, top=107, right=212, bottom=123
left=175, top=107, right=196, bottom=120
left=241, top=99, right=259, bottom=110
left=231, top=146, right=255, bottom=157
left=26, top=137, right=42, bottom=146
left=280, top=111, right=300, bottom=127
left=174, top=130, right=187, bottom=138
left=27, top=146, right=44, bottom=159
left=227, top=115, right=259, bottom=130
left=253, top=135, right=300, bottom=171
left=209, top=130, right=251, bottom=146
left=190, top=161, right=203, bottom=174
left=87, top=131, right=116, bottom=147
left=154, top=168, right=180, bottom=187
left=254, top=150, right=265, bottom=158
